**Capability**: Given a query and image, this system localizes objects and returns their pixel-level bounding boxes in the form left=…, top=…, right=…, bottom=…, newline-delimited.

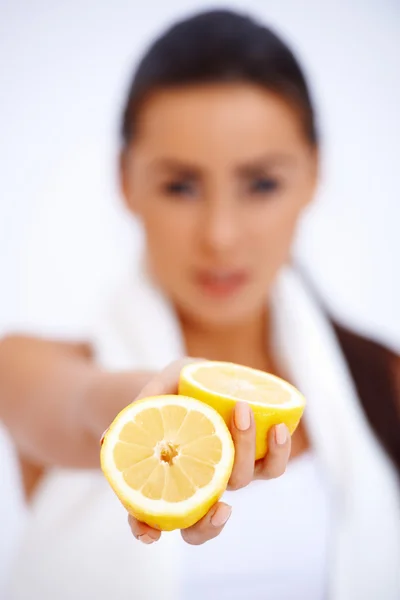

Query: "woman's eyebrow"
left=235, top=154, right=296, bottom=176
left=149, top=158, right=201, bottom=176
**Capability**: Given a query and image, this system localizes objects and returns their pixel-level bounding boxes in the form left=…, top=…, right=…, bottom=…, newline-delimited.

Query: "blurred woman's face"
left=122, top=84, right=317, bottom=328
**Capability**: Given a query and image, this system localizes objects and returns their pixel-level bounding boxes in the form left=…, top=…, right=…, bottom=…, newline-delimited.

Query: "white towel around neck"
left=8, top=265, right=400, bottom=600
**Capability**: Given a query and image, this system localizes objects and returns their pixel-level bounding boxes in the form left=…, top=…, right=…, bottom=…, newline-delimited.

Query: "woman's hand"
left=126, top=359, right=291, bottom=545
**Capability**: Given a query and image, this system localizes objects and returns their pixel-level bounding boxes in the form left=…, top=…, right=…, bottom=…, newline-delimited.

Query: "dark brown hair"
left=121, top=9, right=317, bottom=147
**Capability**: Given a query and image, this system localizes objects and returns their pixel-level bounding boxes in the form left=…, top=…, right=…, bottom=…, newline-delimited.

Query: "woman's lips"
left=195, top=270, right=249, bottom=298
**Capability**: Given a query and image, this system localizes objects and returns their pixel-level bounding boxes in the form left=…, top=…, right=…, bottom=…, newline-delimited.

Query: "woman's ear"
left=119, top=148, right=137, bottom=214
left=304, top=145, right=320, bottom=207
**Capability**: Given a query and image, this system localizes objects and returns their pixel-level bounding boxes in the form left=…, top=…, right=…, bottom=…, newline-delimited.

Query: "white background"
left=0, top=0, right=399, bottom=590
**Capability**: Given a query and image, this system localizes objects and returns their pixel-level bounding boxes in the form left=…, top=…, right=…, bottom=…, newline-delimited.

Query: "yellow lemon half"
left=100, top=395, right=235, bottom=531
left=179, top=361, right=305, bottom=460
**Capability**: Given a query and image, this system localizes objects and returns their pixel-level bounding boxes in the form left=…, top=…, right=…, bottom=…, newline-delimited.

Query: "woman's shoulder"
left=330, top=320, right=400, bottom=475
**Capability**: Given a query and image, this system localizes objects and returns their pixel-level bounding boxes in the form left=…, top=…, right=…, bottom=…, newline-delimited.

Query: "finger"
left=135, top=358, right=204, bottom=400
left=128, top=514, right=162, bottom=544
left=227, top=401, right=256, bottom=490
left=254, top=424, right=291, bottom=480
left=181, top=502, right=232, bottom=545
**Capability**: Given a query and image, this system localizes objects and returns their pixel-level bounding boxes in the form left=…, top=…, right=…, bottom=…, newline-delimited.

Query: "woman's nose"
left=200, top=198, right=241, bottom=256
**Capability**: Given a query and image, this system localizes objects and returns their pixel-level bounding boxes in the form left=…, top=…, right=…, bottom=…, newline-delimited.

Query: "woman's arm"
left=0, top=336, right=291, bottom=545
left=0, top=335, right=154, bottom=468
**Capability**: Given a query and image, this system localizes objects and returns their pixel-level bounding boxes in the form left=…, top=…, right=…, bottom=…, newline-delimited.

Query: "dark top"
left=332, top=322, right=400, bottom=478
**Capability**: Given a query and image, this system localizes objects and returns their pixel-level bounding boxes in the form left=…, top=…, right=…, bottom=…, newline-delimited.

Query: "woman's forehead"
left=131, top=83, right=307, bottom=163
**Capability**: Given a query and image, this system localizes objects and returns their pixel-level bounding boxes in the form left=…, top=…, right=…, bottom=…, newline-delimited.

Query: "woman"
left=1, top=9, right=399, bottom=600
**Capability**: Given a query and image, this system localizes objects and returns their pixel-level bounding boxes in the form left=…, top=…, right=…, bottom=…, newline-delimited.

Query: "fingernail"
left=275, top=424, right=288, bottom=445
left=211, top=505, right=232, bottom=528
left=234, top=402, right=251, bottom=431
left=138, top=534, right=155, bottom=545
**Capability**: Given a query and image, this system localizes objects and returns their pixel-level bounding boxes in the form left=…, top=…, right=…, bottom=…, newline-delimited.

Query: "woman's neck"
left=179, top=307, right=275, bottom=373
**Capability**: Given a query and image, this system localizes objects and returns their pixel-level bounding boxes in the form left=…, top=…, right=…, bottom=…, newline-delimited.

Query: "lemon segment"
left=100, top=395, right=235, bottom=531
left=179, top=361, right=305, bottom=460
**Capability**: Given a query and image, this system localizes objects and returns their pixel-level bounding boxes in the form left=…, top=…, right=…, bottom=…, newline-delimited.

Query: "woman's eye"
left=163, top=180, right=197, bottom=197
left=249, top=177, right=279, bottom=195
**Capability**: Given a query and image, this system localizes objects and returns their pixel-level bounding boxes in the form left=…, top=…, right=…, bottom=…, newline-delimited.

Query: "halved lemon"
left=100, top=395, right=235, bottom=531
left=179, top=361, right=305, bottom=460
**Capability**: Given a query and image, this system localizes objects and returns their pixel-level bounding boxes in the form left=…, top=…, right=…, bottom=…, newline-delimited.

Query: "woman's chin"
left=177, top=295, right=265, bottom=331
